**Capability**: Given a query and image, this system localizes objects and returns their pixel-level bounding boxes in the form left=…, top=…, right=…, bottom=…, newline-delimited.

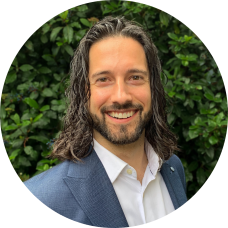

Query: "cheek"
left=89, top=88, right=110, bottom=113
left=134, top=87, right=151, bottom=109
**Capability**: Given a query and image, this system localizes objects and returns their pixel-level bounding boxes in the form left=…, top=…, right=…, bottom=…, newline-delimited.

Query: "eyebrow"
left=91, top=68, right=148, bottom=79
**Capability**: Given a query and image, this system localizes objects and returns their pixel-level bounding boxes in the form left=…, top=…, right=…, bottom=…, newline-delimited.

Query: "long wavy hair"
left=50, top=16, right=179, bottom=162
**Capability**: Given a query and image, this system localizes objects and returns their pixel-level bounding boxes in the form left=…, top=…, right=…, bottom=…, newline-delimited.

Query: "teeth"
left=108, top=111, right=136, bottom=119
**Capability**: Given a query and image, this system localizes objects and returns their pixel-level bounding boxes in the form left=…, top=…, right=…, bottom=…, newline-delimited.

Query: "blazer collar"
left=63, top=148, right=129, bottom=228
left=63, top=148, right=186, bottom=226
left=160, top=160, right=187, bottom=209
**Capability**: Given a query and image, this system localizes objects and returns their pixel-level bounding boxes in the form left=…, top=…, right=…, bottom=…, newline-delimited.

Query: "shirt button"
left=127, top=169, right=132, bottom=175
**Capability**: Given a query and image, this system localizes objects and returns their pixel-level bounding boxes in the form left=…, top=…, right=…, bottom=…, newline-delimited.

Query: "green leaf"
left=176, top=54, right=185, bottom=60
left=24, top=97, right=40, bottom=109
left=42, top=54, right=54, bottom=62
left=132, top=7, right=142, bottom=13
left=29, top=135, right=49, bottom=143
left=188, top=129, right=199, bottom=139
left=167, top=113, right=175, bottom=124
left=50, top=27, right=63, bottom=42
left=11, top=113, right=20, bottom=124
left=157, top=43, right=169, bottom=53
left=51, top=99, right=63, bottom=105
left=186, top=54, right=198, bottom=61
left=9, top=149, right=21, bottom=160
left=64, top=44, right=74, bottom=56
left=63, top=25, right=74, bottom=43
left=159, top=11, right=169, bottom=26
left=191, top=95, right=202, bottom=101
left=52, top=46, right=60, bottom=56
left=43, top=164, right=50, bottom=171
left=213, top=97, right=222, bottom=103
left=77, top=5, right=88, bottom=11
left=4, top=125, right=18, bottom=131
left=38, top=66, right=51, bottom=74
left=103, top=9, right=112, bottom=15
left=25, top=40, right=34, bottom=51
left=40, top=34, right=48, bottom=43
left=12, top=139, right=24, bottom=148
left=167, top=33, right=178, bottom=41
left=168, top=40, right=177, bottom=45
left=173, top=23, right=180, bottom=34
left=40, top=105, right=50, bottom=112
left=188, top=161, right=198, bottom=172
left=196, top=168, right=206, bottom=185
left=80, top=18, right=91, bottom=27
left=195, top=85, right=202, bottom=90
left=185, top=169, right=193, bottom=183
left=75, top=29, right=87, bottom=42
left=220, top=120, right=227, bottom=126
left=41, top=88, right=55, bottom=97
left=21, top=120, right=31, bottom=126
left=209, top=136, right=218, bottom=145
left=174, top=45, right=181, bottom=52
left=168, top=91, right=176, bottom=97
left=110, top=1, right=118, bottom=8
left=24, top=146, right=38, bottom=160
left=182, top=60, right=189, bottom=66
left=53, top=73, right=62, bottom=81
left=204, top=93, right=214, bottom=101
left=33, top=114, right=43, bottom=122
left=18, top=156, right=31, bottom=167
left=105, top=4, right=114, bottom=10
left=20, top=64, right=34, bottom=72
left=194, top=116, right=202, bottom=125
left=0, top=105, right=6, bottom=119
left=42, top=24, right=50, bottom=34
left=175, top=93, right=185, bottom=100
left=206, top=147, right=214, bottom=159
left=208, top=120, right=217, bottom=127
left=59, top=10, right=68, bottom=20
left=208, top=108, right=218, bottom=114
left=5, top=70, right=17, bottom=84
left=70, top=22, right=81, bottom=29
left=215, top=112, right=225, bottom=124
left=24, top=146, right=33, bottom=155
left=17, top=83, right=29, bottom=90
left=188, top=99, right=194, bottom=108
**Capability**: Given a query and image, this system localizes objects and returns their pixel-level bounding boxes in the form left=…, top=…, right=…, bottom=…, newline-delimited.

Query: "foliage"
left=1, top=1, right=227, bottom=199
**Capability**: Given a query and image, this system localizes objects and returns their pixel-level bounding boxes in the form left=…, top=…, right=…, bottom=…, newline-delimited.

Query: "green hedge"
left=1, top=1, right=227, bottom=199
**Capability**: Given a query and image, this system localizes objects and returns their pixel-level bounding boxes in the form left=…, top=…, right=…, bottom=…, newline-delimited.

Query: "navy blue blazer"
left=24, top=149, right=187, bottom=227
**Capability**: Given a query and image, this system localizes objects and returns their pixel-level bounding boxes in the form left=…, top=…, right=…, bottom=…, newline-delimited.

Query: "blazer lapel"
left=160, top=162, right=187, bottom=209
left=63, top=149, right=129, bottom=228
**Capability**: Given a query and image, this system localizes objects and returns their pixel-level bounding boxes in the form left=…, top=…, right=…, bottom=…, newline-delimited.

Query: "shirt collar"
left=93, top=138, right=160, bottom=183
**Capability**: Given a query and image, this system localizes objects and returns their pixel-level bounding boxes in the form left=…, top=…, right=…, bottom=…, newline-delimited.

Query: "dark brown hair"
left=50, top=16, right=179, bottom=162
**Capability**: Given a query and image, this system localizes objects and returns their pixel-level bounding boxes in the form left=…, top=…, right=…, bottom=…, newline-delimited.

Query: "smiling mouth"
left=105, top=110, right=139, bottom=123
left=106, top=110, right=137, bottom=119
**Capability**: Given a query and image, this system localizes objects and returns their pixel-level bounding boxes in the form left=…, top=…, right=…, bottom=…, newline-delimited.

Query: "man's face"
left=88, top=36, right=152, bottom=145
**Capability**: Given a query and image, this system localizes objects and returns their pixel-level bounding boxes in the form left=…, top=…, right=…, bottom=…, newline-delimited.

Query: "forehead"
left=88, top=36, right=148, bottom=77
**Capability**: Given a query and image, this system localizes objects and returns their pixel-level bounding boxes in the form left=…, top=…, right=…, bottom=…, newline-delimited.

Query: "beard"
left=90, top=102, right=152, bottom=145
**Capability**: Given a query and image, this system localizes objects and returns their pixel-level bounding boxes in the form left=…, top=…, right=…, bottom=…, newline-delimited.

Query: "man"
left=24, top=16, right=187, bottom=227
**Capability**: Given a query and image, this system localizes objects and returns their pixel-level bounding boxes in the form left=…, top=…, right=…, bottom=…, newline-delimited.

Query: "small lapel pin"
left=170, top=167, right=175, bottom=172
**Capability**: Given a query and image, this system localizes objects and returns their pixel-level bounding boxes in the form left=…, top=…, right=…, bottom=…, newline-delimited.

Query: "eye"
left=131, top=75, right=143, bottom=81
left=97, top=75, right=143, bottom=82
left=97, top=77, right=108, bottom=82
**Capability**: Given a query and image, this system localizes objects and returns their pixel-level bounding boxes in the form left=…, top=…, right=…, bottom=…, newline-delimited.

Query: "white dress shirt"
left=93, top=138, right=175, bottom=227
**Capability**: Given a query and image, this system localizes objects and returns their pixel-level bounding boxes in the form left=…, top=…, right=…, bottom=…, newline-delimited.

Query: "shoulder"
left=24, top=160, right=72, bottom=208
left=164, top=154, right=186, bottom=192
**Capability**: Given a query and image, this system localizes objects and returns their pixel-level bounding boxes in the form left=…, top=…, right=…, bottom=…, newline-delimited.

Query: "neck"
left=93, top=130, right=148, bottom=183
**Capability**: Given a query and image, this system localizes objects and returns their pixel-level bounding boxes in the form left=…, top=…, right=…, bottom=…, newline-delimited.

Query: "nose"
left=110, top=79, right=133, bottom=104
